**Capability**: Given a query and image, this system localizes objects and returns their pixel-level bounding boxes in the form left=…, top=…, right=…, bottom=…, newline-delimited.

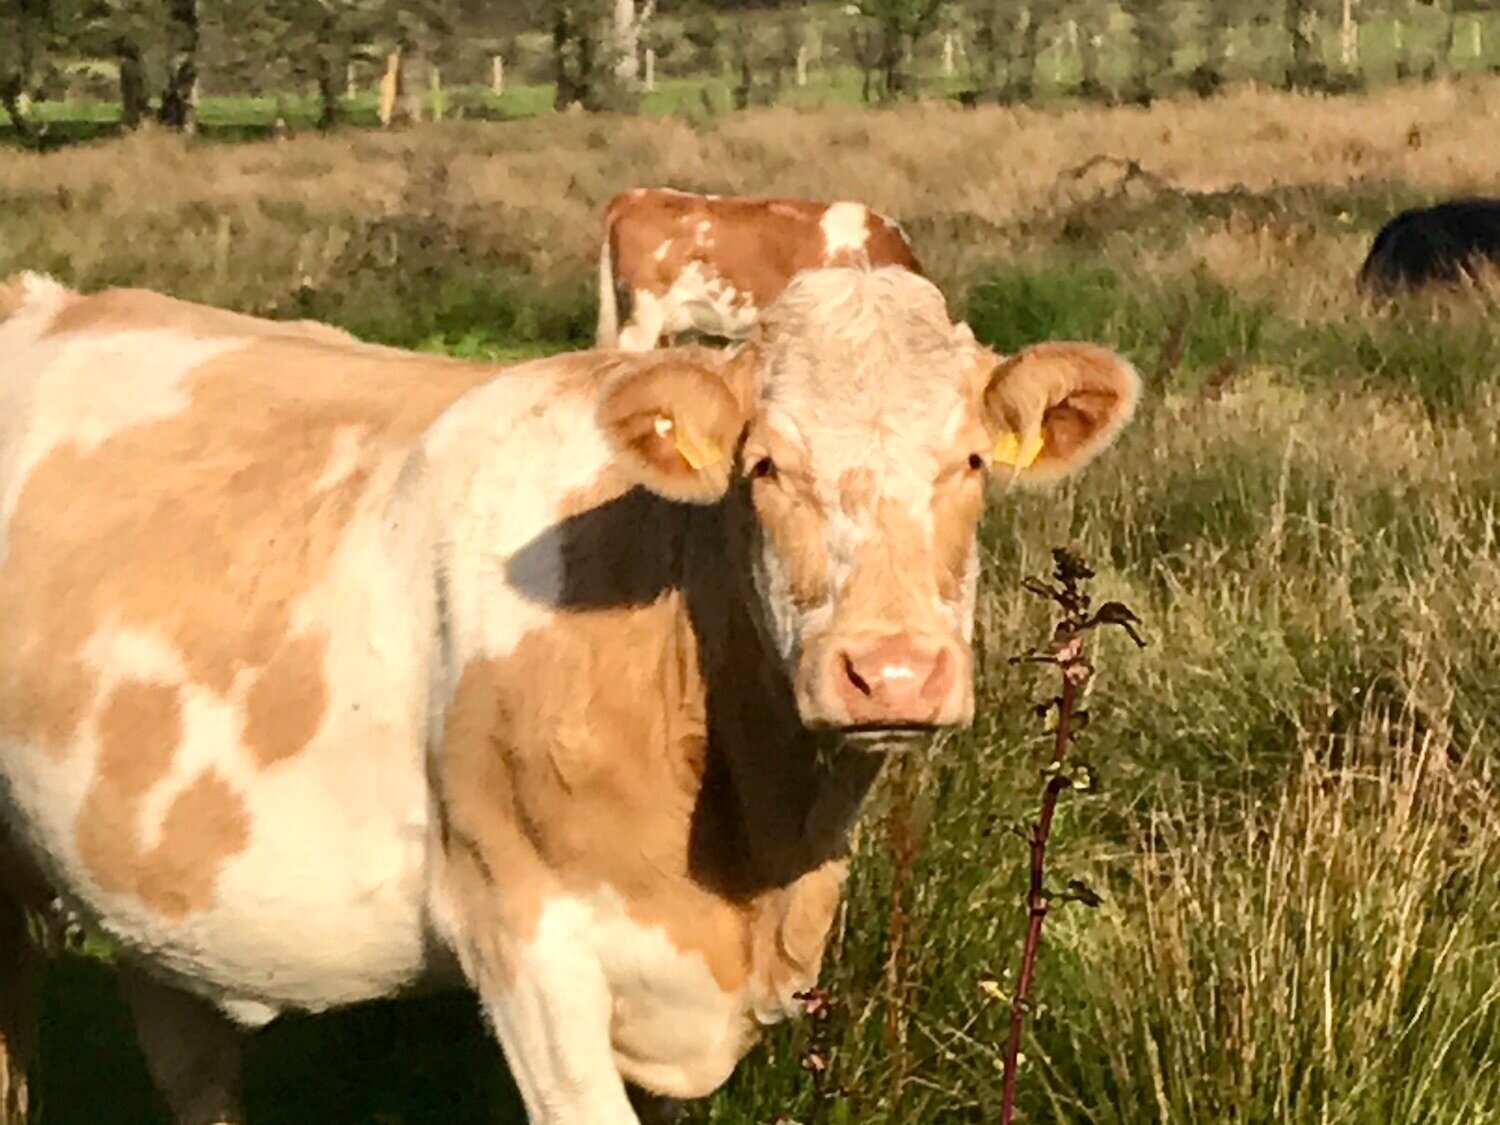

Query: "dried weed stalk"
left=999, top=548, right=1145, bottom=1124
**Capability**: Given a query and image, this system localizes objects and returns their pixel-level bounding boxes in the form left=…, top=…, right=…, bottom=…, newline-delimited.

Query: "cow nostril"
left=841, top=653, right=872, bottom=697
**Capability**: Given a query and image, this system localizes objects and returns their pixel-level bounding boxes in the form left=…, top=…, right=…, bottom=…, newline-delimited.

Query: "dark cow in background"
left=1357, top=198, right=1500, bottom=297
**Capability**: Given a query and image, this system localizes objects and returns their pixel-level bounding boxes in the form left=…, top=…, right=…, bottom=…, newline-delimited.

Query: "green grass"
left=5, top=83, right=1500, bottom=1124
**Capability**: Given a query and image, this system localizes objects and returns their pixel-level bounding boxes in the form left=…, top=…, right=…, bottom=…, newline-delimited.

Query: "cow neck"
left=680, top=498, right=886, bottom=899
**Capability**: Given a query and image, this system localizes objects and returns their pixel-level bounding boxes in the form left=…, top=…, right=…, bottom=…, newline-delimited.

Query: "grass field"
left=4, top=74, right=1500, bottom=1124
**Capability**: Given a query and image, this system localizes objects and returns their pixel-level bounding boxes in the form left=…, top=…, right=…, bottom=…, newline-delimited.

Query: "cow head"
left=597, top=266, right=1138, bottom=736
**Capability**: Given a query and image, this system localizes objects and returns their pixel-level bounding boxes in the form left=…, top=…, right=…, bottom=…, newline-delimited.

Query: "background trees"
left=2, top=0, right=1495, bottom=139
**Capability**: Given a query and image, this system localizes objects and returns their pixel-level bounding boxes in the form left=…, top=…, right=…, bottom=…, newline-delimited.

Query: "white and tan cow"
left=0, top=265, right=1138, bottom=1125
left=596, top=187, right=926, bottom=351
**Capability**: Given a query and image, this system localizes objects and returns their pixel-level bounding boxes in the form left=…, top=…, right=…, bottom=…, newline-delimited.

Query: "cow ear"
left=596, top=356, right=751, bottom=504
left=982, top=342, right=1139, bottom=484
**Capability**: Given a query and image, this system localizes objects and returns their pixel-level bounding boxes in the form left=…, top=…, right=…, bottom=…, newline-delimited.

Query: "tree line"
left=1, top=0, right=1493, bottom=138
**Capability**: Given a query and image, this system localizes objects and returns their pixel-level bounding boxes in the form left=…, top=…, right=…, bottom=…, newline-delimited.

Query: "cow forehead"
left=753, top=268, right=975, bottom=415
left=741, top=273, right=981, bottom=500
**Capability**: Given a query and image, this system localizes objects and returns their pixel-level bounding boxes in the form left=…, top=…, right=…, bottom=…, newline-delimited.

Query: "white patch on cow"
left=421, top=361, right=618, bottom=667
left=651, top=239, right=672, bottom=263
left=26, top=607, right=436, bottom=1014
left=693, top=219, right=712, bottom=247
left=477, top=895, right=644, bottom=1124
left=589, top=889, right=751, bottom=1098
left=819, top=201, right=870, bottom=259
left=219, top=997, right=280, bottom=1028
left=480, top=890, right=748, bottom=1112
left=652, top=262, right=759, bottom=345
left=313, top=425, right=367, bottom=493
left=618, top=288, right=667, bottom=351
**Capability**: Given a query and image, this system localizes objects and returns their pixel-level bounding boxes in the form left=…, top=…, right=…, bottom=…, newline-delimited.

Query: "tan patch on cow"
left=1, top=311, right=498, bottom=760
left=832, top=498, right=946, bottom=631
left=74, top=680, right=250, bottom=920
left=932, top=464, right=988, bottom=603
left=837, top=468, right=875, bottom=517
left=862, top=216, right=925, bottom=277
left=751, top=477, right=830, bottom=610
left=752, top=859, right=845, bottom=1001
left=0, top=288, right=516, bottom=916
left=435, top=471, right=850, bottom=1010
left=243, top=635, right=329, bottom=769
left=43, top=286, right=361, bottom=348
left=604, top=191, right=925, bottom=314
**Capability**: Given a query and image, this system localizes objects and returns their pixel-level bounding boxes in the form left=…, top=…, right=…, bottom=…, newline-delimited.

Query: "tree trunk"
left=554, top=3, right=601, bottom=110
left=1016, top=5, right=1039, bottom=99
left=613, top=0, right=656, bottom=85
left=157, top=0, right=199, bottom=132
left=400, top=42, right=428, bottom=124
left=553, top=7, right=575, bottom=110
left=1283, top=0, right=1314, bottom=88
left=879, top=19, right=903, bottom=101
left=0, top=76, right=32, bottom=139
left=1436, top=0, right=1457, bottom=75
left=1340, top=0, right=1358, bottom=70
left=316, top=52, right=339, bottom=129
left=1077, top=14, right=1102, bottom=96
left=315, top=7, right=339, bottom=130
left=117, top=37, right=148, bottom=129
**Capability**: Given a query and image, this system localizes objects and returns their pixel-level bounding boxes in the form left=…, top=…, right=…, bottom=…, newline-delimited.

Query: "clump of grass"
left=1034, top=710, right=1500, bottom=1123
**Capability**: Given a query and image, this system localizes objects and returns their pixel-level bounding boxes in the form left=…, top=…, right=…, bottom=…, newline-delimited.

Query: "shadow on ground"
left=38, top=955, right=527, bottom=1124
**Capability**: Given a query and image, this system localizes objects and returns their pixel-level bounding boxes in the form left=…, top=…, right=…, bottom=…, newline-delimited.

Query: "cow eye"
left=967, top=453, right=986, bottom=472
left=749, top=457, right=777, bottom=480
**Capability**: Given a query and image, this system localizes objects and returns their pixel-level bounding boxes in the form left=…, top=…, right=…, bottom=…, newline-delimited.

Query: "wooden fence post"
left=378, top=48, right=400, bottom=127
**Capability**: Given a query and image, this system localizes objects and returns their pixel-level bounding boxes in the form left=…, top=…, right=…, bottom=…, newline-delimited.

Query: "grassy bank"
left=5, top=77, right=1500, bottom=1124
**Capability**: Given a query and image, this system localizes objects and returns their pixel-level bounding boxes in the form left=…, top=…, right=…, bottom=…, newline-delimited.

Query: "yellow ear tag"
left=656, top=415, right=723, bottom=471
left=993, top=429, right=1044, bottom=469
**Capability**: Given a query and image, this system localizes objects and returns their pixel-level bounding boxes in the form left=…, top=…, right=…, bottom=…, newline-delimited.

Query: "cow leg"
left=0, top=890, right=39, bottom=1125
left=617, top=293, right=667, bottom=352
left=118, top=967, right=245, bottom=1125
left=432, top=863, right=638, bottom=1122
left=464, top=936, right=638, bottom=1124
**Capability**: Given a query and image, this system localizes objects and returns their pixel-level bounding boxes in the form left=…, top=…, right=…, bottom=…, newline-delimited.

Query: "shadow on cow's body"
left=0, top=265, right=1138, bottom=1124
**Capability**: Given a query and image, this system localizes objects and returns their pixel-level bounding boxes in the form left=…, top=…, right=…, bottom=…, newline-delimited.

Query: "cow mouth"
left=834, top=722, right=942, bottom=748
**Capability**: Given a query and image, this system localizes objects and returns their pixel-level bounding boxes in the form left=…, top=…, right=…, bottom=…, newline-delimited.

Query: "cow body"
left=1357, top=197, right=1500, bottom=296
left=0, top=267, right=1137, bottom=1124
left=596, top=187, right=925, bottom=351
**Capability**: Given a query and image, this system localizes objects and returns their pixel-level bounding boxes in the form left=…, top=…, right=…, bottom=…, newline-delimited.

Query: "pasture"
left=4, top=74, right=1500, bottom=1123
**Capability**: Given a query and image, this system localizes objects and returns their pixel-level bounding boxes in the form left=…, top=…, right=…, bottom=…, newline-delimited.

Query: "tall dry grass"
left=2, top=76, right=1498, bottom=323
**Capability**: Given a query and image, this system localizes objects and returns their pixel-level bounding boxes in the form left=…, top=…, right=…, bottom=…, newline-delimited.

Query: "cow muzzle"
left=800, top=630, right=973, bottom=733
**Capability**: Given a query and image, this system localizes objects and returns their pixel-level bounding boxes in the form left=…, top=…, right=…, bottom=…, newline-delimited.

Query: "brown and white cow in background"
left=596, top=187, right=926, bottom=351
left=0, top=265, right=1137, bottom=1124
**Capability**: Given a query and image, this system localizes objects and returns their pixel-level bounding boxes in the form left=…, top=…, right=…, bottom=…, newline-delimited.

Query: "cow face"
left=598, top=267, right=1138, bottom=735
